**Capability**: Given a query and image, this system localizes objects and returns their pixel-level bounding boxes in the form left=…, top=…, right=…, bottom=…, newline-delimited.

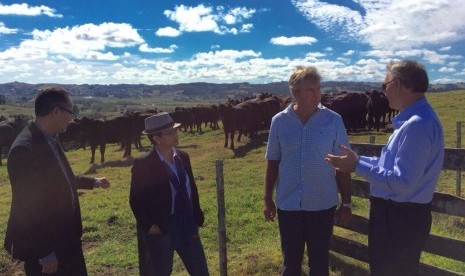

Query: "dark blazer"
left=4, top=123, right=95, bottom=261
left=129, top=148, right=204, bottom=235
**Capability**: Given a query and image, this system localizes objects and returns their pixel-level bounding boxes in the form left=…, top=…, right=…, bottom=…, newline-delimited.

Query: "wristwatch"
left=341, top=202, right=352, bottom=209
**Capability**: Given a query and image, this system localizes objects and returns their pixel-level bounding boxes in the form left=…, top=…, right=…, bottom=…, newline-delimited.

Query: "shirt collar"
left=33, top=120, right=57, bottom=144
left=285, top=102, right=324, bottom=118
left=391, top=97, right=428, bottom=129
left=154, top=146, right=178, bottom=163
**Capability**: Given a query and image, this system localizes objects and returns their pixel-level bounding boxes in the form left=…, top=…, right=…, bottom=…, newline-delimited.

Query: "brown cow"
left=322, top=92, right=368, bottom=132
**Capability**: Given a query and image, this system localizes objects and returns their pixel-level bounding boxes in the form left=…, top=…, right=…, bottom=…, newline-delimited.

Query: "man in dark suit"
left=4, top=86, right=110, bottom=275
left=130, top=112, right=208, bottom=276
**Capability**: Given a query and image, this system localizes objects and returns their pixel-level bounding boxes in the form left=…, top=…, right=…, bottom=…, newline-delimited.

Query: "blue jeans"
left=277, top=206, right=336, bottom=276
left=141, top=222, right=209, bottom=276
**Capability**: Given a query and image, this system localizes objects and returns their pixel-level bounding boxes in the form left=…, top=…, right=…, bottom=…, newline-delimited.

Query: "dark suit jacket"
left=129, top=148, right=204, bottom=235
left=4, top=122, right=95, bottom=261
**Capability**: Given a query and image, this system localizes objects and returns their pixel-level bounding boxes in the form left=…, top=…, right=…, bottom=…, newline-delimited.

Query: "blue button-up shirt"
left=356, top=97, right=444, bottom=203
left=266, top=103, right=350, bottom=211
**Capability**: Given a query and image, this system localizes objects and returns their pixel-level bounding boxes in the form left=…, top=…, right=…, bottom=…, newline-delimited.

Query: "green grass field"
left=0, top=90, right=464, bottom=275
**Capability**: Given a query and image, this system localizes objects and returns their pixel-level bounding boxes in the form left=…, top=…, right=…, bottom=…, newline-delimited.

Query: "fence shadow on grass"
left=329, top=252, right=369, bottom=276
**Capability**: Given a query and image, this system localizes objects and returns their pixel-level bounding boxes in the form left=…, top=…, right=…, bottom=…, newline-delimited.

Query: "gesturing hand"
left=325, top=145, right=359, bottom=173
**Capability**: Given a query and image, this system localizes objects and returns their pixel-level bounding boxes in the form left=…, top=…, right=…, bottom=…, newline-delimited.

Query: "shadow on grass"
left=329, top=252, right=369, bottom=276
left=83, top=156, right=135, bottom=175
left=233, top=132, right=268, bottom=158
left=178, top=144, right=199, bottom=149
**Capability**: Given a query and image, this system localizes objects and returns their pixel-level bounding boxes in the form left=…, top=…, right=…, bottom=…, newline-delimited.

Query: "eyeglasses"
left=382, top=79, right=396, bottom=91
left=57, top=106, right=76, bottom=117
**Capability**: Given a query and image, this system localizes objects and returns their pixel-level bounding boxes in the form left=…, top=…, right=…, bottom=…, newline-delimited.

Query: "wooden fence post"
left=457, top=122, right=462, bottom=197
left=216, top=160, right=227, bottom=276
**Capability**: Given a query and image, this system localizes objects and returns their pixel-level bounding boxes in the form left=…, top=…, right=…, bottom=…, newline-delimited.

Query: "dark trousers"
left=140, top=222, right=209, bottom=276
left=24, top=236, right=87, bottom=276
left=277, top=206, right=336, bottom=276
left=369, top=197, right=432, bottom=276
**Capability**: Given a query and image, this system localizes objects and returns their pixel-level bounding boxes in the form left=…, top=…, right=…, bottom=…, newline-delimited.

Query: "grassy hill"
left=0, top=90, right=465, bottom=275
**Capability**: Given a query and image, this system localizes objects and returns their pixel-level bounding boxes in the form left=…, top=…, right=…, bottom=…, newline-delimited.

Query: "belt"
left=370, top=196, right=431, bottom=208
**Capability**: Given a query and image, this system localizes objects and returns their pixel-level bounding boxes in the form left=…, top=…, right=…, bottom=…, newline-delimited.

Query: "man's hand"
left=325, top=145, right=359, bottom=173
left=148, top=224, right=162, bottom=235
left=94, top=177, right=110, bottom=189
left=41, top=258, right=59, bottom=274
left=263, top=197, right=277, bottom=221
left=335, top=204, right=352, bottom=227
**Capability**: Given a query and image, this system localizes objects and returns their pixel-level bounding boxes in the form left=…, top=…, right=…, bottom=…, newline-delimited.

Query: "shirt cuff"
left=39, top=252, right=57, bottom=265
left=355, top=159, right=372, bottom=178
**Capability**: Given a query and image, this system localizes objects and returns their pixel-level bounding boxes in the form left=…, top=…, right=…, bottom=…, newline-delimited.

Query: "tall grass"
left=0, top=90, right=464, bottom=275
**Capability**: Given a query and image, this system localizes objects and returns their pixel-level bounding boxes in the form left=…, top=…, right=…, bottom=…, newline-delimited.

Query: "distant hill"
left=1, top=81, right=464, bottom=102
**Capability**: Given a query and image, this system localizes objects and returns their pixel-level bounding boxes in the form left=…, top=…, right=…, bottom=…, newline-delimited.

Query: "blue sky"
left=0, top=0, right=464, bottom=85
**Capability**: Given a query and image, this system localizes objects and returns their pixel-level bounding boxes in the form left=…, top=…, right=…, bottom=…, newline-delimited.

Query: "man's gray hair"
left=387, top=60, right=429, bottom=93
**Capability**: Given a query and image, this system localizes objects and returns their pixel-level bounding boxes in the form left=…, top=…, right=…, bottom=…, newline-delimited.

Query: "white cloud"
left=293, top=0, right=465, bottom=50
left=155, top=27, right=181, bottom=37
left=325, top=47, right=333, bottom=51
left=343, top=50, right=355, bottom=56
left=0, top=3, right=62, bottom=17
left=139, top=44, right=178, bottom=54
left=240, top=24, right=253, bottom=33
left=422, top=50, right=460, bottom=65
left=270, top=36, right=317, bottom=46
left=292, top=0, right=363, bottom=41
left=164, top=5, right=220, bottom=33
left=432, top=77, right=464, bottom=84
left=439, top=46, right=451, bottom=51
left=438, top=67, right=456, bottom=73
left=0, top=22, right=144, bottom=61
left=222, top=7, right=256, bottom=24
left=163, top=4, right=256, bottom=35
left=0, top=22, right=17, bottom=34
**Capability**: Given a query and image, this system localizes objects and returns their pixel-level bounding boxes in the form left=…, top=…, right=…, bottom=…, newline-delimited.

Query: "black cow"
left=80, top=115, right=133, bottom=163
left=366, top=90, right=391, bottom=131
left=0, top=116, right=28, bottom=165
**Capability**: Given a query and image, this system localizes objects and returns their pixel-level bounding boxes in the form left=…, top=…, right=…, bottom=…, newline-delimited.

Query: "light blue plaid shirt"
left=266, top=103, right=350, bottom=211
left=356, top=97, right=444, bottom=203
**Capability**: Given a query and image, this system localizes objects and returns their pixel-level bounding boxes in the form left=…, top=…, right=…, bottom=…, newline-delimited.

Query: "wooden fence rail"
left=330, top=143, right=465, bottom=275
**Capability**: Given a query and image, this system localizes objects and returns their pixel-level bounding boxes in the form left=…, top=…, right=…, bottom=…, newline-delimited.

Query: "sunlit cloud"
left=0, top=22, right=17, bottom=34
left=139, top=44, right=178, bottom=54
left=163, top=4, right=256, bottom=35
left=155, top=27, right=181, bottom=37
left=293, top=0, right=465, bottom=50
left=270, top=36, right=317, bottom=46
left=0, top=3, right=62, bottom=17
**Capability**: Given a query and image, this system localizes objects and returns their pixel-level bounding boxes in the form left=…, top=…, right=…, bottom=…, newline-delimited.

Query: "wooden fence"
left=330, top=143, right=465, bottom=275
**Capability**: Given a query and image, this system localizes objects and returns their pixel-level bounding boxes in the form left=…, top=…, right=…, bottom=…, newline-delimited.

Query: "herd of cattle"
left=0, top=90, right=396, bottom=165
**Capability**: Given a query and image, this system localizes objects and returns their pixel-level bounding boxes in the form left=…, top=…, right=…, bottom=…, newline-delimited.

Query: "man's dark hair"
left=35, top=86, right=71, bottom=117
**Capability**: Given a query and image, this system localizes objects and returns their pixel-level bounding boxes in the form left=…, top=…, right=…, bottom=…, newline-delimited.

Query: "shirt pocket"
left=306, top=128, right=335, bottom=156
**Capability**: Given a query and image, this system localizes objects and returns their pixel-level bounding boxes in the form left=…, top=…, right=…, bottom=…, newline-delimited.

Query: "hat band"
left=146, top=121, right=174, bottom=134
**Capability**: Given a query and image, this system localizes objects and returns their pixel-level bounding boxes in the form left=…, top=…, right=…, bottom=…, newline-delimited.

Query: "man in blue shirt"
left=325, top=60, right=444, bottom=276
left=263, top=66, right=352, bottom=276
